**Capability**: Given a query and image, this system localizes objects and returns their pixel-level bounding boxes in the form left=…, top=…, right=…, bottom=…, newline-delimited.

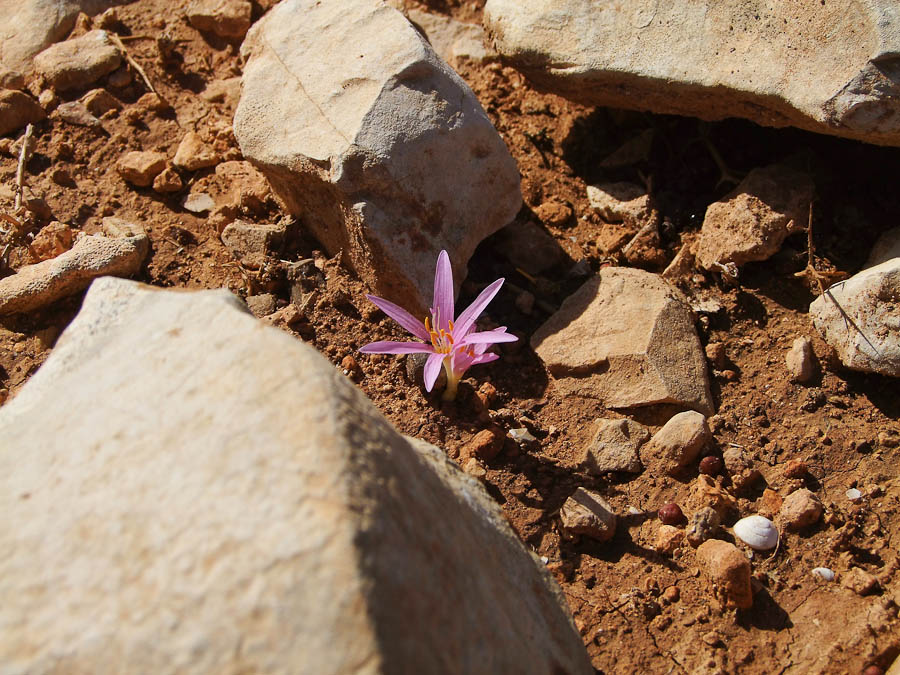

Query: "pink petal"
left=423, top=352, right=445, bottom=391
left=453, top=278, right=505, bottom=338
left=365, top=294, right=429, bottom=341
left=459, top=330, right=519, bottom=345
left=360, top=340, right=433, bottom=355
left=431, top=250, right=454, bottom=332
left=470, top=352, right=499, bottom=366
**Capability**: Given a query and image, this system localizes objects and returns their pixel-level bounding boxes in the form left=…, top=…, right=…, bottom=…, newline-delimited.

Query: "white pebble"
left=846, top=488, right=862, bottom=501
left=508, top=427, right=536, bottom=443
left=811, top=567, right=835, bottom=581
left=733, top=515, right=779, bottom=550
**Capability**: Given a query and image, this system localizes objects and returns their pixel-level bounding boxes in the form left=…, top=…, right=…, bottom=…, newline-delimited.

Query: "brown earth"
left=2, top=1, right=900, bottom=673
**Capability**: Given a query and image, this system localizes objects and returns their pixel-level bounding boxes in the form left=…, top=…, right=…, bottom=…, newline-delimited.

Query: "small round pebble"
left=658, top=503, right=685, bottom=526
left=846, top=487, right=863, bottom=501
left=698, top=455, right=723, bottom=476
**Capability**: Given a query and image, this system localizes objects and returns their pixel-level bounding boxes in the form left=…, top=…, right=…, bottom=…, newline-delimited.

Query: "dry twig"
left=13, top=124, right=34, bottom=213
left=110, top=32, right=158, bottom=95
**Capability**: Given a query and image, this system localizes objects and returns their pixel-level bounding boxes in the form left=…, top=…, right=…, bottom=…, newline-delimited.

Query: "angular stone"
left=220, top=219, right=286, bottom=269
left=33, top=29, right=121, bottom=91
left=531, top=267, right=713, bottom=414
left=54, top=100, right=102, bottom=128
left=696, top=164, right=813, bottom=270
left=560, top=488, right=617, bottom=542
left=80, top=87, right=122, bottom=116
left=0, top=219, right=148, bottom=315
left=29, top=221, right=74, bottom=261
left=642, top=410, right=711, bottom=475
left=116, top=150, right=167, bottom=187
left=484, top=0, right=900, bottom=147
left=696, top=539, right=753, bottom=610
left=580, top=417, right=649, bottom=475
left=654, top=524, right=684, bottom=556
left=407, top=9, right=495, bottom=67
left=186, top=0, right=252, bottom=40
left=173, top=130, right=220, bottom=171
left=0, top=89, right=45, bottom=136
left=786, top=337, right=816, bottom=383
left=0, top=0, right=121, bottom=75
left=778, top=488, right=823, bottom=531
left=586, top=182, right=652, bottom=225
left=235, top=0, right=521, bottom=315
left=0, top=278, right=592, bottom=674
left=809, top=257, right=900, bottom=377
left=152, top=167, right=183, bottom=194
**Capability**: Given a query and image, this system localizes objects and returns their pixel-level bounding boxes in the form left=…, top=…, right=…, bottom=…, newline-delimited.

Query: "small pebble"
left=783, top=459, right=808, bottom=478
left=686, top=506, right=720, bottom=547
left=811, top=567, right=835, bottom=582
left=508, top=427, right=536, bottom=444
left=658, top=503, right=685, bottom=526
left=846, top=488, right=863, bottom=501
left=698, top=455, right=723, bottom=476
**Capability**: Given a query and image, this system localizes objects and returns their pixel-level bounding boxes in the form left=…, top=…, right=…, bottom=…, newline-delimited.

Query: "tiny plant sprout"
left=360, top=250, right=517, bottom=401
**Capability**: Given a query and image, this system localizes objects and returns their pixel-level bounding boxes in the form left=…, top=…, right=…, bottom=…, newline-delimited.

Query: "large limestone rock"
left=0, top=277, right=591, bottom=674
left=0, top=0, right=124, bottom=75
left=531, top=267, right=713, bottom=414
left=810, top=257, right=900, bottom=377
left=235, top=0, right=521, bottom=314
left=484, top=0, right=900, bottom=147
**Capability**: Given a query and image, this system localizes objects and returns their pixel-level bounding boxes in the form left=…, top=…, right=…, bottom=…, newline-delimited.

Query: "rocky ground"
left=2, top=0, right=900, bottom=673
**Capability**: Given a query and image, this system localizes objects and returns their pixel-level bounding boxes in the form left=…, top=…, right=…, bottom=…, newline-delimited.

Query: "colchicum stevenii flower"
left=360, top=250, right=518, bottom=401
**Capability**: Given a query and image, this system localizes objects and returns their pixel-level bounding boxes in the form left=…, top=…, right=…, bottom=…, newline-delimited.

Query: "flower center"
left=425, top=315, right=455, bottom=354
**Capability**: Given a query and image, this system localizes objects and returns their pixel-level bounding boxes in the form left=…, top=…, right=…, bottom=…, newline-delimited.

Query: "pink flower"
left=360, top=250, right=518, bottom=400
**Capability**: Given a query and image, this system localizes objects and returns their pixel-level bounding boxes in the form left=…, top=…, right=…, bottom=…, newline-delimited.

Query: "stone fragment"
left=186, top=0, right=253, bottom=40
left=685, top=475, right=737, bottom=521
left=483, top=0, right=900, bottom=147
left=460, top=427, right=505, bottom=462
left=0, top=219, right=148, bottom=314
left=580, top=417, right=649, bottom=474
left=33, top=29, right=121, bottom=91
left=0, top=277, right=592, bottom=674
left=54, top=100, right=101, bottom=128
left=786, top=337, right=816, bottom=383
left=654, top=524, right=683, bottom=556
left=211, top=160, right=271, bottom=212
left=685, top=506, right=720, bottom=548
left=220, top=219, right=286, bottom=269
left=534, top=201, right=572, bottom=228
left=234, top=0, right=521, bottom=315
left=810, top=257, right=900, bottom=377
left=173, top=130, right=220, bottom=171
left=495, top=218, right=564, bottom=275
left=407, top=9, right=495, bottom=66
left=642, top=410, right=711, bottom=475
left=152, top=167, right=183, bottom=194
left=586, top=182, right=652, bottom=225
left=842, top=568, right=879, bottom=596
left=0, top=89, right=45, bottom=136
left=182, top=192, right=215, bottom=213
left=695, top=539, right=753, bottom=610
left=778, top=488, right=823, bottom=531
left=201, top=76, right=242, bottom=107
left=0, top=1, right=122, bottom=75
left=245, top=292, right=277, bottom=317
left=696, top=164, right=813, bottom=270
left=532, top=267, right=713, bottom=413
left=560, top=488, right=617, bottom=542
left=722, top=447, right=762, bottom=492
left=80, top=87, right=121, bottom=116
left=756, top=489, right=783, bottom=520
left=116, top=151, right=167, bottom=187
left=0, top=65, right=25, bottom=90
left=29, top=221, right=74, bottom=261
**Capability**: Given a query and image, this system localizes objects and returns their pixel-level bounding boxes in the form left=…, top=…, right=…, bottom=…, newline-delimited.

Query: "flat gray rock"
left=484, top=0, right=900, bottom=147
left=531, top=267, right=713, bottom=414
left=235, top=0, right=521, bottom=314
left=0, top=277, right=591, bottom=674
left=33, top=29, right=121, bottom=91
left=810, top=257, right=900, bottom=377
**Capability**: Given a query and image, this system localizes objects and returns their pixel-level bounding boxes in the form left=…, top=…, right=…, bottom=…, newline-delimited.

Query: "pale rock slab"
left=33, top=29, right=121, bottom=91
left=116, top=150, right=167, bottom=187
left=0, top=0, right=122, bottom=75
left=0, top=278, right=592, bottom=674
left=531, top=267, right=714, bottom=414
left=220, top=218, right=286, bottom=269
left=173, top=130, right=219, bottom=171
left=186, top=0, right=252, bottom=40
left=0, top=218, right=147, bottom=314
left=484, top=0, right=900, bottom=147
left=580, top=417, right=649, bottom=475
left=696, top=164, right=813, bottom=270
left=809, top=257, right=900, bottom=376
left=234, top=0, right=521, bottom=315
left=0, top=89, right=45, bottom=136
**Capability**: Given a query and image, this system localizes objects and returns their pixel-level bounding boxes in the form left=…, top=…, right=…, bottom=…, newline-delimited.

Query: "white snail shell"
left=733, top=515, right=779, bottom=550
left=812, top=567, right=835, bottom=581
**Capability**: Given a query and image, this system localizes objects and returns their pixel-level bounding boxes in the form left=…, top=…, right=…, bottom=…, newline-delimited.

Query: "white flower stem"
left=441, top=360, right=460, bottom=401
